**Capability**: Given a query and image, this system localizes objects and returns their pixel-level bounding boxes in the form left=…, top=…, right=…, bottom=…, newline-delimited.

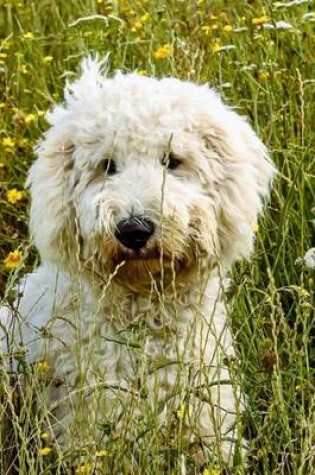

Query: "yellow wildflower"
left=18, top=138, right=30, bottom=148
left=24, top=113, right=36, bottom=124
left=258, top=70, right=271, bottom=81
left=154, top=44, right=171, bottom=60
left=37, top=361, right=50, bottom=373
left=23, top=32, right=34, bottom=39
left=41, top=432, right=50, bottom=440
left=131, top=14, right=149, bottom=33
left=7, top=189, right=26, bottom=204
left=3, top=250, right=22, bottom=269
left=75, top=463, right=92, bottom=474
left=37, top=110, right=45, bottom=117
left=140, top=13, right=149, bottom=22
left=176, top=403, right=185, bottom=420
left=137, top=69, right=147, bottom=76
left=201, top=25, right=211, bottom=34
left=252, top=16, right=270, bottom=26
left=131, top=20, right=143, bottom=32
left=19, top=64, right=28, bottom=74
left=2, top=137, right=15, bottom=149
left=223, top=25, right=233, bottom=32
left=211, top=24, right=219, bottom=30
left=0, top=53, right=7, bottom=59
left=0, top=103, right=5, bottom=108
left=211, top=43, right=221, bottom=53
left=39, top=447, right=53, bottom=456
left=252, top=222, right=259, bottom=233
left=2, top=41, right=11, bottom=49
left=95, top=449, right=107, bottom=457
left=43, top=56, right=53, bottom=63
left=203, top=469, right=220, bottom=475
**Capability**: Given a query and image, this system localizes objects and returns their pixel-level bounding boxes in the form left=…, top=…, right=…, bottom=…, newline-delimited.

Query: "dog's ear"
left=27, top=128, right=76, bottom=266
left=27, top=55, right=109, bottom=266
left=204, top=110, right=276, bottom=268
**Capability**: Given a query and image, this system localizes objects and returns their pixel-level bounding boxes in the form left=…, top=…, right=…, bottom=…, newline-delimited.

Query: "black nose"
left=115, top=217, right=155, bottom=251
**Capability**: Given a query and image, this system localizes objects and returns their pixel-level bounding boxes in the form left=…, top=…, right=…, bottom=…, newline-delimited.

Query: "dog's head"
left=28, top=56, right=275, bottom=287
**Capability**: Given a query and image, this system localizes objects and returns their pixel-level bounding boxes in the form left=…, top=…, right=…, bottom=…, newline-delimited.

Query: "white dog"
left=0, top=56, right=275, bottom=466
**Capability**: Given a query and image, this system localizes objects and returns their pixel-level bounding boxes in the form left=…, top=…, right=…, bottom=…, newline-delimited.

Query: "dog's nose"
left=115, top=217, right=155, bottom=251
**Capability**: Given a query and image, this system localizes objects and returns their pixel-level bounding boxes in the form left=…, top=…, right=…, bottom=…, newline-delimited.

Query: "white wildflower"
left=303, top=248, right=315, bottom=268
left=295, top=248, right=315, bottom=268
left=221, top=82, right=232, bottom=89
left=234, top=27, right=248, bottom=32
left=240, top=64, right=257, bottom=72
left=263, top=21, right=294, bottom=30
left=217, top=45, right=236, bottom=51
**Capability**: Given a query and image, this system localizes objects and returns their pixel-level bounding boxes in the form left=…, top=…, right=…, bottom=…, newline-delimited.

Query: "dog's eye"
left=103, top=159, right=117, bottom=176
left=162, top=152, right=182, bottom=170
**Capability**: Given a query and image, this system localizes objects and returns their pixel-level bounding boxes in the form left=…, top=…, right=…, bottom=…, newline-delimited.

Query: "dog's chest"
left=41, top=284, right=218, bottom=389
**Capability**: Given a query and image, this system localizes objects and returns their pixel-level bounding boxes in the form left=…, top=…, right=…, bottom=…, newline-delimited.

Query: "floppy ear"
left=27, top=127, right=76, bottom=265
left=205, top=110, right=276, bottom=268
left=27, top=55, right=109, bottom=266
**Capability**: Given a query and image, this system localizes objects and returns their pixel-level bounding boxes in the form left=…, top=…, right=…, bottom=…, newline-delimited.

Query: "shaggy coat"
left=0, top=57, right=275, bottom=464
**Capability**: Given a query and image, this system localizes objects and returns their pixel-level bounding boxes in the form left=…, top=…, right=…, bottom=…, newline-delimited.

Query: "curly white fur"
left=0, top=56, right=275, bottom=465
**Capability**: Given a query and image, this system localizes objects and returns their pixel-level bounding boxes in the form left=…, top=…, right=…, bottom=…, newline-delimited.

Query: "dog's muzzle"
left=115, top=217, right=155, bottom=251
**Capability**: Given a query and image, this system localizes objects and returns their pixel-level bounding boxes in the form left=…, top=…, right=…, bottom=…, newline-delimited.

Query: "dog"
left=0, top=56, right=275, bottom=466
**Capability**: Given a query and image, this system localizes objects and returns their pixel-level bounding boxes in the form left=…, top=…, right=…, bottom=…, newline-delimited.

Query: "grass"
left=0, top=0, right=314, bottom=473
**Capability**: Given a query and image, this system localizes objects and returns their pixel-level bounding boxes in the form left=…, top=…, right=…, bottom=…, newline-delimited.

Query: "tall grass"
left=0, top=0, right=314, bottom=474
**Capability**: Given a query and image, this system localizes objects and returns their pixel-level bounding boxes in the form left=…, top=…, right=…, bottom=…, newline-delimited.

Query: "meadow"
left=0, top=0, right=314, bottom=474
